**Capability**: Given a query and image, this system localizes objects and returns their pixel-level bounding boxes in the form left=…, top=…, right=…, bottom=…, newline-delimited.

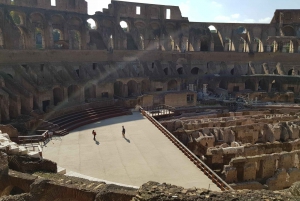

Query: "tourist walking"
left=122, top=126, right=125, bottom=138
left=92, top=130, right=96, bottom=140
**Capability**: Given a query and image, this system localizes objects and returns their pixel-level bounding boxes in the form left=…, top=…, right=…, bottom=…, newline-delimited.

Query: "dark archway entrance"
left=53, top=87, right=63, bottom=106
left=167, top=80, right=177, bottom=91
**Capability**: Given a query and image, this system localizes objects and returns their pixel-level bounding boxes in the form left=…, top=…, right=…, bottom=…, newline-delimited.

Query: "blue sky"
left=86, top=0, right=300, bottom=23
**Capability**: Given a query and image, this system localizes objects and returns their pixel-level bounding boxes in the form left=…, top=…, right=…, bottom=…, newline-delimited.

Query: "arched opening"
left=237, top=26, right=247, bottom=34
left=245, top=79, right=255, bottom=91
left=114, top=81, right=124, bottom=97
left=141, top=80, right=150, bottom=94
left=87, top=18, right=97, bottom=30
left=0, top=28, right=3, bottom=48
left=69, top=30, right=81, bottom=50
left=219, top=80, right=228, bottom=90
left=208, top=25, right=217, bottom=33
left=230, top=68, right=235, bottom=75
left=7, top=74, right=13, bottom=79
left=271, top=41, right=278, bottom=52
left=53, top=87, right=63, bottom=106
left=282, top=26, right=295, bottom=36
left=127, top=80, right=138, bottom=97
left=120, top=21, right=129, bottom=32
left=167, top=79, right=177, bottom=91
left=254, top=38, right=263, bottom=52
left=201, top=40, right=209, bottom=51
left=67, top=85, right=80, bottom=102
left=191, top=67, right=199, bottom=75
left=273, top=68, right=278, bottom=75
left=9, top=11, right=23, bottom=25
left=35, top=28, right=44, bottom=49
left=271, top=80, right=281, bottom=92
left=163, top=68, right=168, bottom=75
left=288, top=69, right=294, bottom=75
left=177, top=67, right=183, bottom=75
left=258, top=79, right=268, bottom=91
left=53, top=29, right=66, bottom=49
left=84, top=84, right=96, bottom=100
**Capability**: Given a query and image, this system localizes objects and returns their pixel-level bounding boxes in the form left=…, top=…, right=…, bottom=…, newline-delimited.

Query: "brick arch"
left=30, top=12, right=46, bottom=24
left=127, top=80, right=138, bottom=97
left=67, top=16, right=83, bottom=26
left=67, top=84, right=80, bottom=102
left=167, top=79, right=177, bottom=91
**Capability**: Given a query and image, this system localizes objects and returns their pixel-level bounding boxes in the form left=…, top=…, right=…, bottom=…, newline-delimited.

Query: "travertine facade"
left=0, top=0, right=299, bottom=122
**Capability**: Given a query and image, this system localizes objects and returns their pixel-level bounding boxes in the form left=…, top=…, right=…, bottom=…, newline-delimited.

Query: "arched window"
left=35, top=28, right=44, bottom=49
left=120, top=21, right=129, bottom=32
left=282, top=26, right=295, bottom=36
left=87, top=18, right=97, bottom=30
left=208, top=25, right=217, bottom=33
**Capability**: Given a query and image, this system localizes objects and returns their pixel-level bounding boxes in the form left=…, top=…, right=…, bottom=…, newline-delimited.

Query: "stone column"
left=203, top=84, right=208, bottom=96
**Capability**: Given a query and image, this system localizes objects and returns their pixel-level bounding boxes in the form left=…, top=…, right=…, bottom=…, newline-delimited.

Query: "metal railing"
left=140, top=107, right=233, bottom=191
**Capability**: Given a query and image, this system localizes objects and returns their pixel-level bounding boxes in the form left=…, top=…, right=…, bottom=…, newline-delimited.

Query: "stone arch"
left=177, top=67, right=183, bottom=75
left=282, top=26, right=295, bottom=36
left=288, top=69, right=294, bottom=75
left=69, top=30, right=81, bottom=50
left=163, top=67, right=168, bottom=75
left=68, top=16, right=82, bottom=26
left=271, top=80, right=281, bottom=92
left=120, top=20, right=129, bottom=32
left=236, top=26, right=247, bottom=34
left=239, top=37, right=249, bottom=52
left=191, top=67, right=199, bottom=75
left=114, top=81, right=124, bottom=97
left=9, top=11, right=25, bottom=25
left=51, top=14, right=65, bottom=24
left=167, top=79, right=177, bottom=91
left=87, top=18, right=97, bottom=30
left=141, top=79, right=150, bottom=94
left=208, top=25, right=217, bottom=33
left=245, top=79, right=255, bottom=91
left=84, top=84, right=96, bottom=100
left=30, top=12, right=45, bottom=26
left=67, top=85, right=80, bottom=102
left=258, top=79, right=268, bottom=91
left=219, top=80, right=228, bottom=90
left=230, top=68, right=235, bottom=75
left=127, top=80, right=138, bottom=97
left=53, top=87, right=63, bottom=106
left=35, top=27, right=44, bottom=49
left=53, top=28, right=66, bottom=49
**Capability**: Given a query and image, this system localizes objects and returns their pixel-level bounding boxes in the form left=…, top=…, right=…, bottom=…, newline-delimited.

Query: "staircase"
left=47, top=105, right=128, bottom=132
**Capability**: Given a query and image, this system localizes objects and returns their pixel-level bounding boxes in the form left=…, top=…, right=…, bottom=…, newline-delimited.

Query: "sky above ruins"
left=86, top=0, right=300, bottom=24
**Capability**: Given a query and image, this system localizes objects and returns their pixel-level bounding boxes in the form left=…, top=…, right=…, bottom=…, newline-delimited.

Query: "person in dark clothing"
left=122, top=126, right=125, bottom=138
left=92, top=130, right=96, bottom=140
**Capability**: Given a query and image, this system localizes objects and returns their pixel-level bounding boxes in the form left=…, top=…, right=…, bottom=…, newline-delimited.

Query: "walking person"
left=122, top=126, right=125, bottom=138
left=92, top=130, right=96, bottom=140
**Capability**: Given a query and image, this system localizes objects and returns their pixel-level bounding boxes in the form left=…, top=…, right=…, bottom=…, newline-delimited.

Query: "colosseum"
left=1, top=0, right=300, bottom=200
